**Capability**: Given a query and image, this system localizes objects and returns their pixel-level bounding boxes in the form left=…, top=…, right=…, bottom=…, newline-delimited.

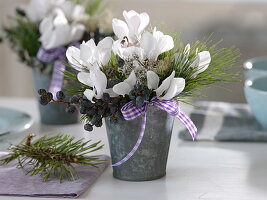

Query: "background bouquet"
left=2, top=0, right=113, bottom=124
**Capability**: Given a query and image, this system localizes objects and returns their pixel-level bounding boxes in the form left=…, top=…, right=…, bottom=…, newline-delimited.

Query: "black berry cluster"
left=73, top=93, right=129, bottom=132
left=38, top=88, right=130, bottom=132
left=38, top=89, right=77, bottom=114
left=128, top=84, right=153, bottom=108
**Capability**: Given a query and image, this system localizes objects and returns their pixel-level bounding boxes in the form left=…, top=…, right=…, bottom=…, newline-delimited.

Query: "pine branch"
left=0, top=134, right=105, bottom=183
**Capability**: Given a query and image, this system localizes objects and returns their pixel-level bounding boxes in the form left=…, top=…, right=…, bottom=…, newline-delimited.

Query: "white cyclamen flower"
left=66, top=37, right=113, bottom=70
left=24, top=0, right=64, bottom=22
left=148, top=71, right=185, bottom=100
left=189, top=51, right=211, bottom=76
left=78, top=68, right=117, bottom=101
left=115, top=27, right=174, bottom=62
left=59, top=1, right=89, bottom=22
left=39, top=9, right=85, bottom=49
left=113, top=71, right=136, bottom=96
left=112, top=10, right=150, bottom=44
left=140, top=27, right=174, bottom=61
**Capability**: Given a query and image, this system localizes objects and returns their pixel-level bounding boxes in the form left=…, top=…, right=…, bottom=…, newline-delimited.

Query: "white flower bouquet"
left=38, top=10, right=239, bottom=180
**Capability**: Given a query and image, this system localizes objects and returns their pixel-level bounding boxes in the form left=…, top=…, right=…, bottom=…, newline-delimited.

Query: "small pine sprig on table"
left=0, top=134, right=104, bottom=183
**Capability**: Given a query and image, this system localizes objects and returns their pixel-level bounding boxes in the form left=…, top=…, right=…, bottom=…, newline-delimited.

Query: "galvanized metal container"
left=32, top=70, right=78, bottom=125
left=105, top=105, right=174, bottom=181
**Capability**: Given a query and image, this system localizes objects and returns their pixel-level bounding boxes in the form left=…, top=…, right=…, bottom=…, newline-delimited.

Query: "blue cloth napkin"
left=179, top=101, right=267, bottom=142
left=0, top=153, right=110, bottom=198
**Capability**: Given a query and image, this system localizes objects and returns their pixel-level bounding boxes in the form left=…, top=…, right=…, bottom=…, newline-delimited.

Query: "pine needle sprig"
left=0, top=134, right=105, bottom=183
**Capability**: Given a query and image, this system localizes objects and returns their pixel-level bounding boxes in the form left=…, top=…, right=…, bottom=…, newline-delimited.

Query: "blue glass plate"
left=0, top=107, right=33, bottom=135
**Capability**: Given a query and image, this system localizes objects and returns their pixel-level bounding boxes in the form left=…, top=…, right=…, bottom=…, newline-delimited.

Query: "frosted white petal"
left=155, top=71, right=175, bottom=97
left=83, top=89, right=95, bottom=101
left=113, top=82, right=132, bottom=96
left=77, top=72, right=93, bottom=87
left=90, top=70, right=107, bottom=99
left=124, top=71, right=136, bottom=87
left=160, top=78, right=185, bottom=100
left=147, top=71, right=159, bottom=90
left=197, top=51, right=211, bottom=74
left=70, top=24, right=85, bottom=42
left=97, top=37, right=113, bottom=66
left=104, top=88, right=119, bottom=98
left=139, top=12, right=150, bottom=34
left=66, top=46, right=83, bottom=70
left=112, top=39, right=124, bottom=58
left=112, top=18, right=129, bottom=39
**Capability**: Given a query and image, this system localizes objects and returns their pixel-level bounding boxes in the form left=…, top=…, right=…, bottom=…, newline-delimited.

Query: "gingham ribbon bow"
left=112, top=97, right=197, bottom=167
left=37, top=42, right=79, bottom=98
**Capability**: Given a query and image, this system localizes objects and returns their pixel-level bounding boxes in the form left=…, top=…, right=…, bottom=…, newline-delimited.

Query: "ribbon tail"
left=48, top=61, right=66, bottom=99
left=177, top=111, right=197, bottom=140
left=112, top=112, right=147, bottom=167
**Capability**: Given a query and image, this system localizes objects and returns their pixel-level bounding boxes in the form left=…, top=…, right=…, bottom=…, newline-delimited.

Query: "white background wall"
left=1, top=0, right=267, bottom=102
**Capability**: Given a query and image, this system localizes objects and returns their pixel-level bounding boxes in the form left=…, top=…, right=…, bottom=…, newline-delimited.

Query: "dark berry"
left=95, top=119, right=103, bottom=127
left=98, top=108, right=105, bottom=116
left=39, top=96, right=48, bottom=106
left=80, top=106, right=87, bottom=114
left=135, top=96, right=145, bottom=108
left=91, top=115, right=101, bottom=125
left=107, top=79, right=120, bottom=88
left=102, top=93, right=110, bottom=102
left=46, top=92, right=53, bottom=101
left=84, top=124, right=93, bottom=131
left=38, top=89, right=47, bottom=95
left=65, top=105, right=76, bottom=114
left=107, top=68, right=115, bottom=76
left=86, top=108, right=96, bottom=115
left=70, top=96, right=79, bottom=104
left=56, top=91, right=65, bottom=100
left=117, top=58, right=125, bottom=67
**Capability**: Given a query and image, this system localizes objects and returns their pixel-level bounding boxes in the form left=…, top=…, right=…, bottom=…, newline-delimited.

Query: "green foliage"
left=167, top=38, right=240, bottom=100
left=1, top=16, right=53, bottom=74
left=3, top=17, right=40, bottom=57
left=83, top=0, right=104, bottom=16
left=0, top=134, right=104, bottom=183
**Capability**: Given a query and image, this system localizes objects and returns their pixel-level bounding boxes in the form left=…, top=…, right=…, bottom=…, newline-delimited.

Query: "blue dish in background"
left=244, top=76, right=267, bottom=130
left=0, top=107, right=33, bottom=135
left=244, top=57, right=267, bottom=80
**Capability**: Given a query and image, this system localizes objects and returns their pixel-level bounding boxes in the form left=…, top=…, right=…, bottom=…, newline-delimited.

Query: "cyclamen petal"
left=160, top=78, right=185, bottom=100
left=155, top=71, right=175, bottom=97
left=189, top=51, right=211, bottom=76
left=147, top=71, right=159, bottom=90
left=39, top=9, right=85, bottom=49
left=113, top=82, right=132, bottom=96
left=124, top=71, right=137, bottom=87
left=197, top=51, right=211, bottom=73
left=113, top=71, right=136, bottom=96
left=77, top=72, right=93, bottom=87
left=84, top=89, right=95, bottom=101
left=112, top=18, right=129, bottom=39
left=90, top=69, right=107, bottom=99
left=66, top=46, right=83, bottom=70
left=97, top=37, right=114, bottom=66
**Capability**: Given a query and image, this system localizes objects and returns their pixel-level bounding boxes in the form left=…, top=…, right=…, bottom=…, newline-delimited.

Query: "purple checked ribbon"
left=37, top=42, right=80, bottom=99
left=112, top=97, right=197, bottom=167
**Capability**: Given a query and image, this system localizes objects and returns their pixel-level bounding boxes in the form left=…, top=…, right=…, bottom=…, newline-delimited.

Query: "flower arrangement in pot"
left=38, top=10, right=239, bottom=181
left=1, top=0, right=112, bottom=124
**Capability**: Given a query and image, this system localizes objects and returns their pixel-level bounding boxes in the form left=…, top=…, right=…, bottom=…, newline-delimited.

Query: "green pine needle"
left=0, top=134, right=105, bottom=183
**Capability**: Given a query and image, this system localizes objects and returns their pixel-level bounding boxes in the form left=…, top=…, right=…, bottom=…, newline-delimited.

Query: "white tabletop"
left=0, top=97, right=267, bottom=200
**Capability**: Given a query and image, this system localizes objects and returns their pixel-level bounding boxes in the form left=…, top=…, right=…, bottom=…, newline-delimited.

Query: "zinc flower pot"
left=105, top=105, right=174, bottom=181
left=32, top=70, right=78, bottom=125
